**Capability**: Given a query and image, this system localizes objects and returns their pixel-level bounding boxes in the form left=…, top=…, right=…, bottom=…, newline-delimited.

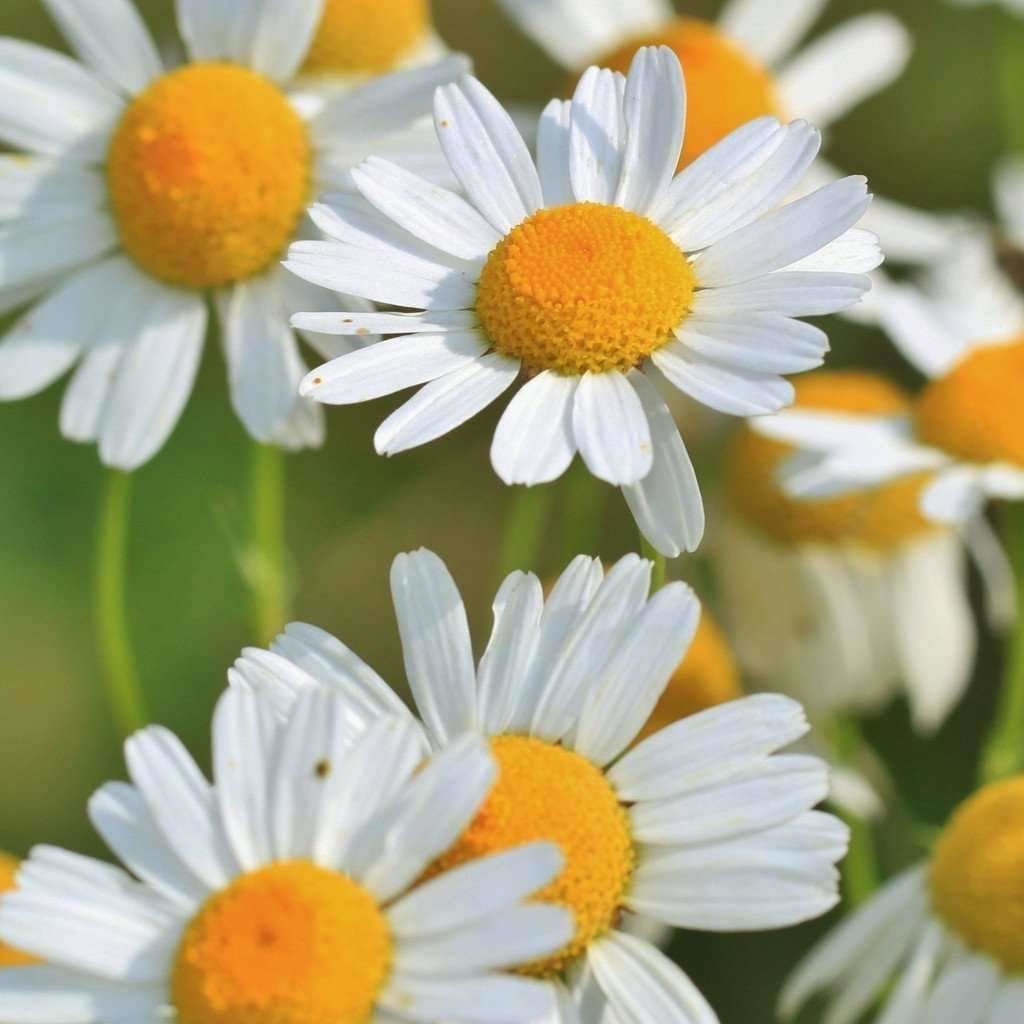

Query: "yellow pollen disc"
left=592, top=18, right=782, bottom=168
left=930, top=776, right=1024, bottom=972
left=107, top=63, right=311, bottom=289
left=172, top=861, right=392, bottom=1024
left=477, top=203, right=695, bottom=375
left=0, top=854, right=35, bottom=968
left=637, top=610, right=741, bottom=743
left=431, top=736, right=634, bottom=977
left=725, top=370, right=941, bottom=549
left=915, top=337, right=1024, bottom=467
left=302, top=0, right=429, bottom=74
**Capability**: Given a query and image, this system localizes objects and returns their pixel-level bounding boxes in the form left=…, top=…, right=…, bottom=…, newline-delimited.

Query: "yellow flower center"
left=930, top=776, right=1024, bottom=973
left=431, top=736, right=634, bottom=977
left=172, top=861, right=392, bottom=1024
left=637, top=610, right=741, bottom=743
left=0, top=854, right=35, bottom=968
left=726, top=371, right=941, bottom=549
left=915, top=338, right=1024, bottom=468
left=302, top=0, right=430, bottom=75
left=477, top=203, right=695, bottom=375
left=593, top=18, right=782, bottom=168
left=107, top=63, right=311, bottom=289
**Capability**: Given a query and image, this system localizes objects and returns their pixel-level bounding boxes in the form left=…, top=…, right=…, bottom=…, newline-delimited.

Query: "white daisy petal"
left=873, top=922, right=945, bottom=1024
left=629, top=754, right=829, bottom=845
left=98, top=282, right=206, bottom=470
left=874, top=282, right=970, bottom=378
left=0, top=156, right=105, bottom=221
left=124, top=726, right=238, bottom=891
left=391, top=548, right=478, bottom=746
left=291, top=308, right=478, bottom=337
left=690, top=272, right=869, bottom=319
left=569, top=67, right=626, bottom=205
left=175, top=0, right=236, bottom=62
left=675, top=314, right=829, bottom=375
left=434, top=77, right=543, bottom=234
left=0, top=210, right=117, bottom=292
left=394, top=904, right=573, bottom=975
left=374, top=351, right=520, bottom=456
left=301, top=331, right=488, bottom=405
left=919, top=956, right=1000, bottom=1024
left=693, top=177, right=871, bottom=287
left=718, top=0, right=827, bottom=65
left=380, top=973, right=557, bottom=1023
left=622, top=371, right=705, bottom=557
left=353, top=157, right=501, bottom=261
left=652, top=343, right=794, bottom=416
left=478, top=572, right=545, bottom=735
left=59, top=341, right=125, bottom=445
left=0, top=39, right=122, bottom=159
left=88, top=782, right=207, bottom=913
left=41, top=0, right=162, bottom=95
left=241, top=0, right=324, bottom=83
left=990, top=981, right=1024, bottom=1024
left=572, top=371, right=653, bottom=485
left=615, top=47, right=685, bottom=216
left=609, top=694, right=809, bottom=802
left=575, top=583, right=700, bottom=766
left=0, top=965, right=164, bottom=1023
left=920, top=467, right=989, bottom=524
left=491, top=370, right=579, bottom=485
left=388, top=843, right=564, bottom=938
left=537, top=99, right=574, bottom=207
left=0, top=256, right=125, bottom=401
left=994, top=156, right=1024, bottom=251
left=752, top=407, right=910, bottom=452
left=589, top=930, right=717, bottom=1024
left=785, top=227, right=882, bottom=274
left=778, top=14, right=911, bottom=128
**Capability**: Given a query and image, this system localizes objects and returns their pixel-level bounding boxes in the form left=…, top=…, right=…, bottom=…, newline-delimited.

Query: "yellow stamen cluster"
left=431, top=735, right=634, bottom=977
left=594, top=18, right=782, bottom=168
left=726, top=371, right=940, bottom=549
left=107, top=63, right=311, bottom=289
left=930, top=776, right=1024, bottom=972
left=915, top=338, right=1024, bottom=467
left=302, top=0, right=429, bottom=75
left=477, top=203, right=695, bottom=375
left=637, top=610, right=741, bottom=743
left=0, top=854, right=35, bottom=968
left=172, top=861, right=392, bottom=1024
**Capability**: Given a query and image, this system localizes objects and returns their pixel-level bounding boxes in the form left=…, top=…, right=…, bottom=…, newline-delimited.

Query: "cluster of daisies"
left=3, top=0, right=1024, bottom=1022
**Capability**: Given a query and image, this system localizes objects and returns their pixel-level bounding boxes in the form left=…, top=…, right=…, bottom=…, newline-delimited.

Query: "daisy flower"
left=782, top=775, right=1024, bottom=1024
left=755, top=217, right=1024, bottom=527
left=0, top=0, right=469, bottom=468
left=719, top=370, right=981, bottom=735
left=0, top=687, right=573, bottom=1024
left=231, top=547, right=850, bottom=1023
left=286, top=46, right=877, bottom=555
left=0, top=856, right=33, bottom=969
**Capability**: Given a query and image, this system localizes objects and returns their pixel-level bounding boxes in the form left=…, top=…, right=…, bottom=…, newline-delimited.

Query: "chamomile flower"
left=0, top=0, right=468, bottom=468
left=286, top=47, right=876, bottom=555
left=719, top=370, right=979, bottom=734
left=232, top=547, right=850, bottom=1023
left=0, top=687, right=572, bottom=1024
left=0, top=856, right=33, bottom=969
left=783, top=775, right=1024, bottom=1023
left=756, top=224, right=1024, bottom=527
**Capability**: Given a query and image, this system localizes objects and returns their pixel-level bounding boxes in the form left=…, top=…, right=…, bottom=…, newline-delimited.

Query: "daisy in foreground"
left=0, top=0, right=468, bottom=466
left=783, top=775, right=1024, bottom=1023
left=755, top=225, right=1024, bottom=526
left=0, top=687, right=573, bottom=1024
left=287, top=46, right=877, bottom=555
left=232, top=547, right=850, bottom=1022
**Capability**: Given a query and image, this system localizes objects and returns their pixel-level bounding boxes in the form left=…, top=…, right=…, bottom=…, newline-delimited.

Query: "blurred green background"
left=0, top=1, right=1012, bottom=1019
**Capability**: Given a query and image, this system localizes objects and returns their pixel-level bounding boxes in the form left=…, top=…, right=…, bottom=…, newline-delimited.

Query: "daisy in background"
left=286, top=47, right=877, bottom=556
left=0, top=686, right=573, bottom=1024
left=0, top=856, right=32, bottom=969
left=0, top=0, right=469, bottom=463
left=494, top=0, right=958, bottom=268
left=231, top=547, right=850, bottom=1023
left=782, top=775, right=1024, bottom=1023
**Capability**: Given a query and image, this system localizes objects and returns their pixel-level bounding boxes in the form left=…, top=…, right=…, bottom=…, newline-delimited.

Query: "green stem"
left=498, top=486, right=552, bottom=583
left=641, top=537, right=668, bottom=592
left=249, top=442, right=288, bottom=646
left=833, top=718, right=880, bottom=908
left=982, top=505, right=1024, bottom=782
left=559, top=463, right=606, bottom=563
left=95, top=470, right=146, bottom=738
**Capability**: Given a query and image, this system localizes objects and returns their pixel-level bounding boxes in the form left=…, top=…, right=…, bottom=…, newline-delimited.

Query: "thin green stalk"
left=982, top=505, right=1024, bottom=782
left=559, top=463, right=606, bottom=563
left=834, top=718, right=880, bottom=908
left=249, top=442, right=288, bottom=646
left=498, top=486, right=552, bottom=583
left=95, top=470, right=147, bottom=738
left=641, top=537, right=668, bottom=592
